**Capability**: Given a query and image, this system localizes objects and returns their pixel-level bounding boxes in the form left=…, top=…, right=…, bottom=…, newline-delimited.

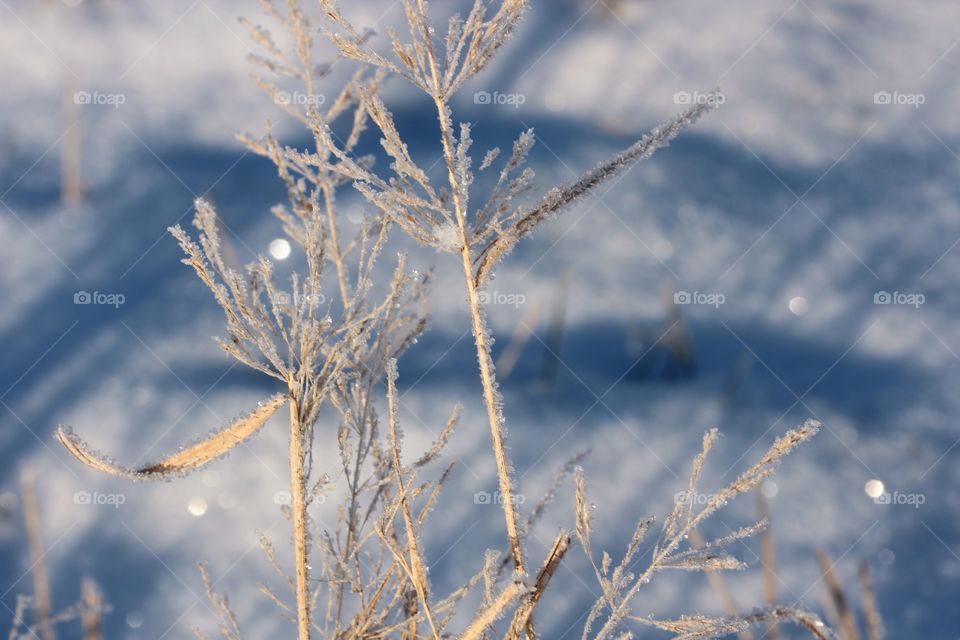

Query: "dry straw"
left=8, top=473, right=108, bottom=639
left=53, top=1, right=836, bottom=639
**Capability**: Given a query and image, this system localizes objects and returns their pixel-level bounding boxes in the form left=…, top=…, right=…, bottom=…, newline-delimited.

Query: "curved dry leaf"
left=56, top=393, right=288, bottom=480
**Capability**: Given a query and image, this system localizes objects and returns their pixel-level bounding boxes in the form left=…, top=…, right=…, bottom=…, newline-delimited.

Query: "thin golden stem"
left=757, top=491, right=781, bottom=640
left=858, top=560, right=883, bottom=640
left=414, top=0, right=526, bottom=576
left=337, top=388, right=374, bottom=626
left=505, top=531, right=571, bottom=640
left=322, top=183, right=350, bottom=308
left=460, top=239, right=526, bottom=573
left=80, top=577, right=103, bottom=640
left=387, top=363, right=441, bottom=640
left=434, top=94, right=526, bottom=575
left=21, top=470, right=55, bottom=640
left=289, top=394, right=312, bottom=640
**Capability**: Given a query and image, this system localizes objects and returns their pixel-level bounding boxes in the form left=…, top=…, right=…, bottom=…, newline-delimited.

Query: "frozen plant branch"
left=575, top=421, right=825, bottom=640
left=473, top=92, right=721, bottom=287
left=52, top=2, right=843, bottom=639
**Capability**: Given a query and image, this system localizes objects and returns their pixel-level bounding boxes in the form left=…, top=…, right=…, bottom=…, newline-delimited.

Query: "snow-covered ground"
left=2, top=0, right=959, bottom=637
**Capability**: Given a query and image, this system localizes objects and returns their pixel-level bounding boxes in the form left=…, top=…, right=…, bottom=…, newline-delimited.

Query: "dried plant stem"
left=540, top=270, right=569, bottom=386
left=815, top=548, right=859, bottom=640
left=322, top=183, right=350, bottom=307
left=431, top=87, right=526, bottom=575
left=61, top=76, right=82, bottom=208
left=757, top=491, right=781, bottom=640
left=460, top=241, right=525, bottom=572
left=460, top=581, right=529, bottom=640
left=399, top=0, right=528, bottom=574
left=289, top=395, right=311, bottom=640
left=21, top=471, right=55, bottom=640
left=336, top=417, right=367, bottom=626
left=387, top=361, right=440, bottom=640
left=496, top=301, right=542, bottom=380
left=858, top=560, right=883, bottom=640
left=8, top=595, right=28, bottom=640
left=80, top=577, right=103, bottom=640
left=505, top=531, right=571, bottom=640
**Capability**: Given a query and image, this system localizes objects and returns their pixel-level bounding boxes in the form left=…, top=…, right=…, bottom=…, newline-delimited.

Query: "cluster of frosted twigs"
left=51, top=2, right=837, bottom=639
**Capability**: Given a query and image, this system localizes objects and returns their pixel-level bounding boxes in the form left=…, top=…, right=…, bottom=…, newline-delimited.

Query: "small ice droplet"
left=269, top=238, right=292, bottom=260
left=789, top=296, right=808, bottom=316
left=188, top=496, right=208, bottom=517
left=126, top=612, right=144, bottom=629
left=878, top=548, right=895, bottom=565
left=864, top=479, right=884, bottom=499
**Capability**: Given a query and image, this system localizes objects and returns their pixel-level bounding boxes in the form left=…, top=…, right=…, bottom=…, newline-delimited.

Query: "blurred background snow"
left=1, top=0, right=958, bottom=637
